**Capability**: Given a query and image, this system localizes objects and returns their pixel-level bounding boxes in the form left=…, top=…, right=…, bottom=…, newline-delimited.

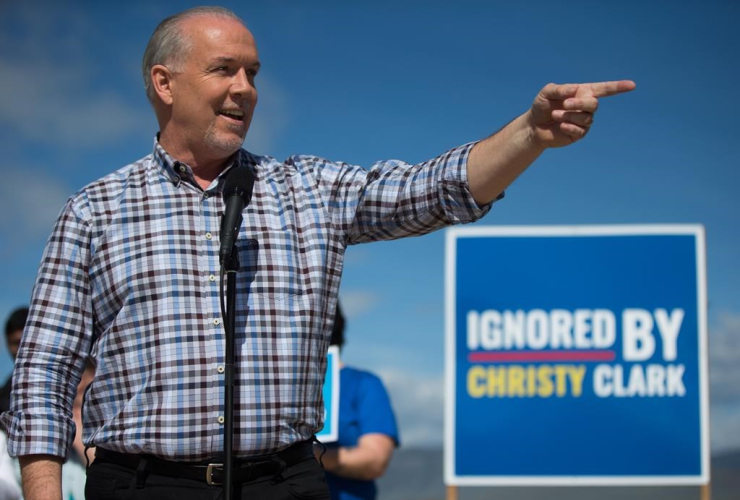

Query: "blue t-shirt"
left=325, top=366, right=400, bottom=500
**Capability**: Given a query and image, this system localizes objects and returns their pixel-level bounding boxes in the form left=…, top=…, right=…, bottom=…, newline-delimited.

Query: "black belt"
left=95, top=440, right=314, bottom=486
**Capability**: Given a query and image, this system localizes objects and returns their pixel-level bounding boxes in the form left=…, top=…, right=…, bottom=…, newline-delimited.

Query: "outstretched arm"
left=467, top=80, right=636, bottom=205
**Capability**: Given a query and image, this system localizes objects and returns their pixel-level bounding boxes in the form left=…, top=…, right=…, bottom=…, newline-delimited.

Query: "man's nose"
left=230, top=68, right=255, bottom=98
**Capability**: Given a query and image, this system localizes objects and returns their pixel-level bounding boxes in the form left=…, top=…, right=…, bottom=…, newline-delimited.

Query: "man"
left=0, top=307, right=27, bottom=414
left=1, top=6, right=635, bottom=500
left=322, top=304, right=399, bottom=500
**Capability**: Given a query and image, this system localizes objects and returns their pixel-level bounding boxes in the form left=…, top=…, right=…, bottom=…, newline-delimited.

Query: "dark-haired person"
left=0, top=6, right=634, bottom=500
left=0, top=307, right=28, bottom=414
left=322, top=304, right=399, bottom=500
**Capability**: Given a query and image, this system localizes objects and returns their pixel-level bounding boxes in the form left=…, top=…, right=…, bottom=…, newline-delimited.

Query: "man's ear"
left=151, top=65, right=175, bottom=105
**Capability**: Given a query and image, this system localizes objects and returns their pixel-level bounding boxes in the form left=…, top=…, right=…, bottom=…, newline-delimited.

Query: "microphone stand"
left=220, top=246, right=240, bottom=500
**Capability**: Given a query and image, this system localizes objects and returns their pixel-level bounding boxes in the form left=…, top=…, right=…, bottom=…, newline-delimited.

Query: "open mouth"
left=218, top=109, right=245, bottom=123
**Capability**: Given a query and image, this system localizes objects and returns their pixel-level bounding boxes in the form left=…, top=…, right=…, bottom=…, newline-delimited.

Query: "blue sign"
left=444, top=225, right=708, bottom=486
left=317, top=345, right=340, bottom=442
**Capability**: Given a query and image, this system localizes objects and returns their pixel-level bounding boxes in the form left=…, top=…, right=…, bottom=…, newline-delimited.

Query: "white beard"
left=203, top=121, right=246, bottom=155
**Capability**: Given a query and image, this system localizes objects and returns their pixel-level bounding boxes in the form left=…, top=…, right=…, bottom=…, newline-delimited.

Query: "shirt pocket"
left=237, top=228, right=308, bottom=300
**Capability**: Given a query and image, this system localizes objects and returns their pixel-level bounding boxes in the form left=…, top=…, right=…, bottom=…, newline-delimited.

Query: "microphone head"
left=222, top=166, right=255, bottom=206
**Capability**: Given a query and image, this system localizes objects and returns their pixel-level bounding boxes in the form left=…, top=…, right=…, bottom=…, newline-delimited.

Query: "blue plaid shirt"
left=2, top=138, right=492, bottom=461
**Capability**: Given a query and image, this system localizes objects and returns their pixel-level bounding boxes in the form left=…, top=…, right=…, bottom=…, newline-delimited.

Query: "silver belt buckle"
left=206, top=463, right=223, bottom=486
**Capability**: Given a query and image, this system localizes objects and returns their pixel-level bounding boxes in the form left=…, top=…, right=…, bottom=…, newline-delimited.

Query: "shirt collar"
left=151, top=136, right=254, bottom=193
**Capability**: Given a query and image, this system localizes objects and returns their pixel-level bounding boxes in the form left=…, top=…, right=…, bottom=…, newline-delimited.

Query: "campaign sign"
left=317, top=345, right=340, bottom=443
left=444, top=225, right=708, bottom=486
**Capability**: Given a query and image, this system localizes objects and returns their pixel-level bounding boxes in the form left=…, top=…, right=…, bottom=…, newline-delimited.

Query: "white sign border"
left=317, top=345, right=340, bottom=443
left=444, top=224, right=709, bottom=486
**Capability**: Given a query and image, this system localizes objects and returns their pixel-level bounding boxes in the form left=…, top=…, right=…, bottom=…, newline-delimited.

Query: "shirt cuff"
left=439, top=141, right=502, bottom=224
left=0, top=410, right=73, bottom=460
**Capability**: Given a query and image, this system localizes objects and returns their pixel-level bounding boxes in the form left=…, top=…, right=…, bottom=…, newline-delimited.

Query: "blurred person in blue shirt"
left=322, top=304, right=399, bottom=500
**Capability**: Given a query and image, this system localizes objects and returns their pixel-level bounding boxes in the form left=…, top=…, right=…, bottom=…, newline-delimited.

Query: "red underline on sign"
left=467, top=350, right=617, bottom=363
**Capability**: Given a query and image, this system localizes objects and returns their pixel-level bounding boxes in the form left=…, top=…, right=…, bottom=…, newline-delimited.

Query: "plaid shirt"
left=2, top=139, right=492, bottom=461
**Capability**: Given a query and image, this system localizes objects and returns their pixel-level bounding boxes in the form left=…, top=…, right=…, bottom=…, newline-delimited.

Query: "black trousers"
left=85, top=455, right=330, bottom=500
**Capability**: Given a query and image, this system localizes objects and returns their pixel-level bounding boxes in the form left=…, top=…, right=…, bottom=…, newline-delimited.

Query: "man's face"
left=6, top=329, right=22, bottom=360
left=165, top=16, right=260, bottom=160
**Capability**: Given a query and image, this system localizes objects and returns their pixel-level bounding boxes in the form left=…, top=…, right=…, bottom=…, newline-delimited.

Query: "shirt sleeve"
left=357, top=373, right=400, bottom=446
left=0, top=198, right=94, bottom=459
left=306, top=141, right=497, bottom=245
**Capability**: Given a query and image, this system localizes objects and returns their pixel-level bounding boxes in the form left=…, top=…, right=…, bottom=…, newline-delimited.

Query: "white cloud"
left=0, top=2, right=151, bottom=149
left=709, top=311, right=740, bottom=403
left=706, top=311, right=740, bottom=451
left=0, top=2, right=288, bottom=154
left=378, top=368, right=445, bottom=448
left=0, top=168, right=71, bottom=240
left=0, top=2, right=94, bottom=61
left=339, top=290, right=383, bottom=319
left=343, top=247, right=373, bottom=265
left=0, top=58, right=150, bottom=149
left=243, top=72, right=291, bottom=155
left=711, top=403, right=740, bottom=454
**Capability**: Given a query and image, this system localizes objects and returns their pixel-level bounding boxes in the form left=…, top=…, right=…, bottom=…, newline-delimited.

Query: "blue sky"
left=0, top=1, right=738, bottom=452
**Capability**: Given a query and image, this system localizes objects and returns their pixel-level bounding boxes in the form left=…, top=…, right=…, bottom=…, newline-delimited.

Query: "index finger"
left=540, top=83, right=579, bottom=100
left=587, top=80, right=636, bottom=98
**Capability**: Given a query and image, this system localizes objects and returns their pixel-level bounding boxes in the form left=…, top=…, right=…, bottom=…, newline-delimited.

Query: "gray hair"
left=142, top=6, right=244, bottom=105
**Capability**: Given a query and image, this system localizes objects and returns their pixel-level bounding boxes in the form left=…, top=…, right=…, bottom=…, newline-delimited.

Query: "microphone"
left=219, top=166, right=255, bottom=264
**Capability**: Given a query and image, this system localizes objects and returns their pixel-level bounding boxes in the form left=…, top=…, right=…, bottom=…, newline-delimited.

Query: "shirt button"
left=209, top=274, right=217, bottom=282
left=217, top=365, right=225, bottom=374
left=203, top=192, right=210, bottom=199
left=213, top=318, right=221, bottom=326
left=218, top=416, right=225, bottom=424
left=205, top=232, right=213, bottom=240
left=178, top=164, right=187, bottom=173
